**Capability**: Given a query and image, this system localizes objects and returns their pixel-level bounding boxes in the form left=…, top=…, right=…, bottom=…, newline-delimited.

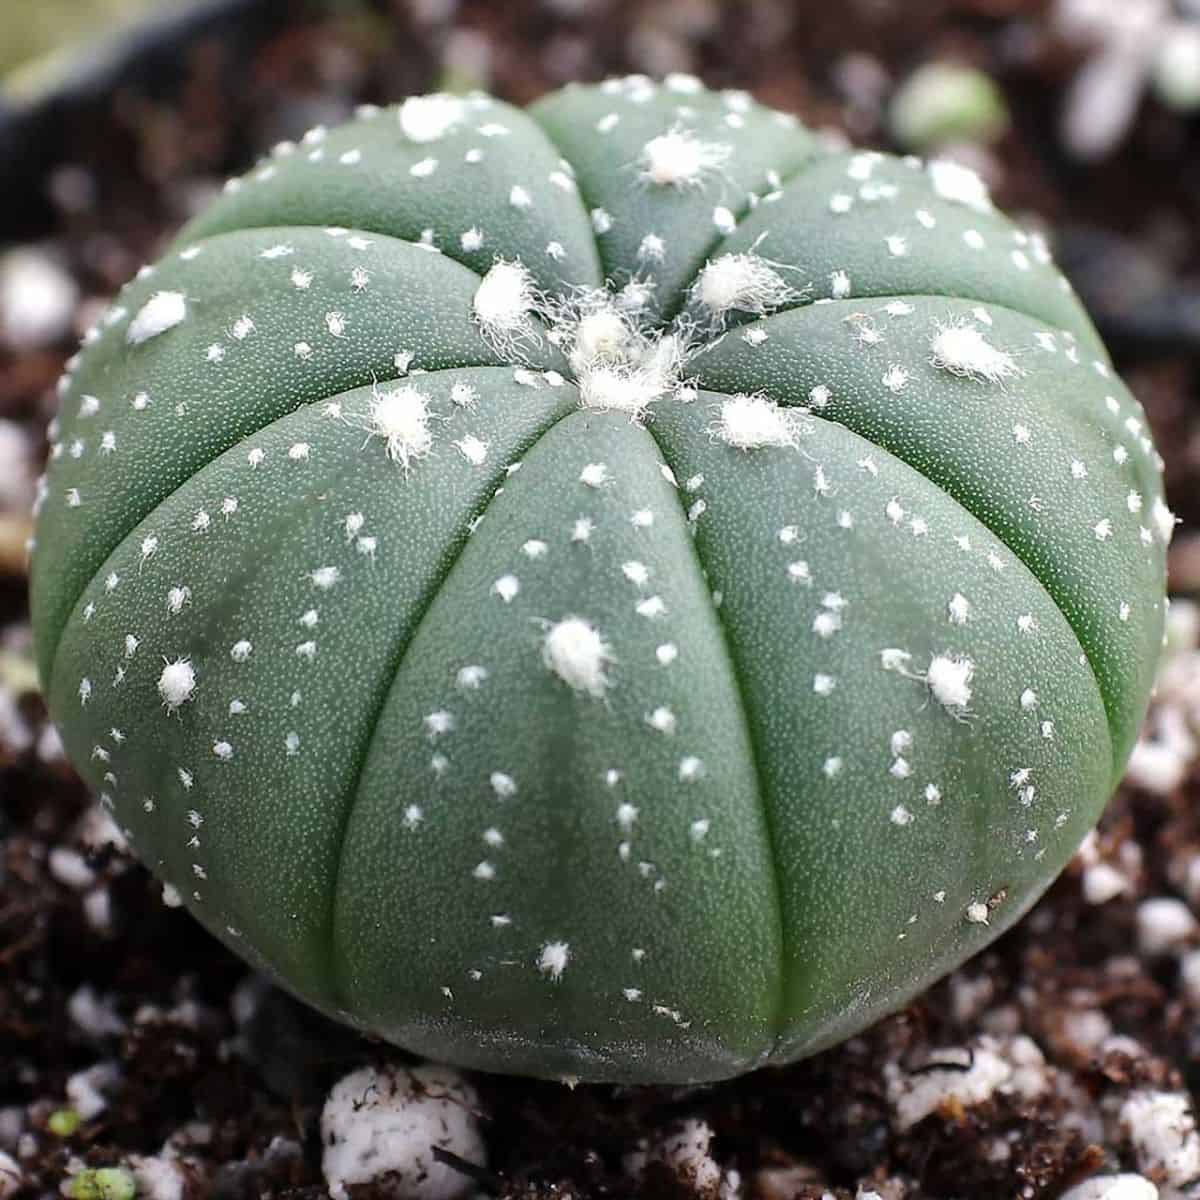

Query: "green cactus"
left=30, top=76, right=1170, bottom=1084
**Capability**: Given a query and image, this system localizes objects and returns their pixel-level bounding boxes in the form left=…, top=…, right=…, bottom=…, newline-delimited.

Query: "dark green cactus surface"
left=30, top=77, right=1171, bottom=1084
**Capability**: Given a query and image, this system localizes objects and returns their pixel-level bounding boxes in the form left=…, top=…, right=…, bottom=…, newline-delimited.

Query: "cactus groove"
left=30, top=77, right=1170, bottom=1084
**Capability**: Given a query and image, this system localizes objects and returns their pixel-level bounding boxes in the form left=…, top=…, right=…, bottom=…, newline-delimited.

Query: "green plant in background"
left=64, top=1167, right=136, bottom=1200
left=29, top=76, right=1171, bottom=1084
left=888, top=61, right=1010, bottom=152
left=0, top=0, right=184, bottom=94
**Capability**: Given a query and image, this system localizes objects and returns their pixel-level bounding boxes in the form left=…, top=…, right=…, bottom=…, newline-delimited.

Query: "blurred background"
left=3, top=3, right=1200, bottom=1198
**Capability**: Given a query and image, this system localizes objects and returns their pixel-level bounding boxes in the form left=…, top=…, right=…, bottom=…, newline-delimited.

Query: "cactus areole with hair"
left=31, top=77, right=1171, bottom=1084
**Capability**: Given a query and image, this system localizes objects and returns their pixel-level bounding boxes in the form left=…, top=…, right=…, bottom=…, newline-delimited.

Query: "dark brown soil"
left=3, top=3, right=1200, bottom=1198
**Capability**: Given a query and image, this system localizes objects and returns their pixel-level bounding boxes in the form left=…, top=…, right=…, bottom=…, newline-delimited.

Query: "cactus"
left=30, top=76, right=1171, bottom=1084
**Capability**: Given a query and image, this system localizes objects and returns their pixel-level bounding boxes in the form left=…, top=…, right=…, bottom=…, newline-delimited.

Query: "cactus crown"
left=30, top=76, right=1169, bottom=1084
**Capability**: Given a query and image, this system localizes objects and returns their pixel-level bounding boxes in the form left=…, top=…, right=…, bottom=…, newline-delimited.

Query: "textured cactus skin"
left=30, top=78, right=1169, bottom=1084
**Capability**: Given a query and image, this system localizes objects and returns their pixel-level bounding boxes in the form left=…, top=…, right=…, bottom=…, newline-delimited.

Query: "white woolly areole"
left=638, top=126, right=731, bottom=188
left=542, top=618, right=613, bottom=698
left=1152, top=496, right=1177, bottom=544
left=562, top=297, right=685, bottom=418
left=580, top=336, right=684, bottom=416
left=694, top=253, right=798, bottom=320
left=321, top=1064, right=485, bottom=1200
left=930, top=320, right=1020, bottom=383
left=398, top=94, right=466, bottom=142
left=368, top=384, right=434, bottom=469
left=928, top=159, right=993, bottom=212
left=572, top=305, right=635, bottom=365
left=128, top=291, right=187, bottom=345
left=927, top=653, right=974, bottom=711
left=473, top=260, right=538, bottom=351
left=157, top=659, right=196, bottom=710
left=715, top=394, right=796, bottom=450
left=538, top=940, right=570, bottom=979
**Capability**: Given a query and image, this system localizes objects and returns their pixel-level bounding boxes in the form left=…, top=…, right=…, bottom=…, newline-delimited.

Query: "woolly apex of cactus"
left=29, top=74, right=1170, bottom=1084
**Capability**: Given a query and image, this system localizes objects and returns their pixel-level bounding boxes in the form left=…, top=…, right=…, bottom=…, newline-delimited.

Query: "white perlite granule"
left=0, top=1151, right=21, bottom=1200
left=1059, top=1175, right=1159, bottom=1200
left=1119, top=1090, right=1200, bottom=1189
left=886, top=1035, right=1048, bottom=1130
left=321, top=1064, right=485, bottom=1200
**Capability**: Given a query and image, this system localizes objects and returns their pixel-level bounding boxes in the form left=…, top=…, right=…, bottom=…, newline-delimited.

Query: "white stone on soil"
left=321, top=1064, right=485, bottom=1200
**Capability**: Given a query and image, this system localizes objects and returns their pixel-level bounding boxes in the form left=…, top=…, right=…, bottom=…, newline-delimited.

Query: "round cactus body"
left=30, top=78, right=1171, bottom=1084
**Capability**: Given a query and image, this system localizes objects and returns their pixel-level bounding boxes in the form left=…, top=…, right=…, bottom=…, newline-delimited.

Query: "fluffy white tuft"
left=927, top=653, right=974, bottom=711
left=638, top=126, right=731, bottom=188
left=930, top=319, right=1020, bottom=383
left=157, top=658, right=196, bottom=711
left=473, top=260, right=539, bottom=353
left=714, top=394, right=796, bottom=450
left=694, top=253, right=800, bottom=323
left=537, top=941, right=570, bottom=980
left=366, top=384, right=434, bottom=470
left=128, top=291, right=187, bottom=345
left=542, top=618, right=613, bottom=698
left=555, top=294, right=686, bottom=419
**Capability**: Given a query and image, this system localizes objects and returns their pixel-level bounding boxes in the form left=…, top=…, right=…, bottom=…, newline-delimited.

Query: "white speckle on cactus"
left=127, top=291, right=187, bottom=345
left=712, top=206, right=737, bottom=234
left=542, top=617, right=613, bottom=699
left=637, top=596, right=667, bottom=618
left=538, top=941, right=570, bottom=980
left=965, top=901, right=990, bottom=924
left=166, top=586, right=191, bottom=614
left=492, top=574, right=520, bottom=603
left=714, top=395, right=796, bottom=450
left=490, top=772, right=517, bottom=798
left=156, top=659, right=196, bottom=712
left=948, top=594, right=971, bottom=625
left=1152, top=497, right=1177, bottom=544
left=638, top=126, right=731, bottom=188
left=398, top=94, right=466, bottom=143
left=453, top=435, right=488, bottom=466
left=580, top=462, right=611, bottom=488
left=646, top=707, right=677, bottom=734
left=927, top=653, right=974, bottom=712
left=930, top=319, right=1020, bottom=383
left=928, top=159, right=993, bottom=212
